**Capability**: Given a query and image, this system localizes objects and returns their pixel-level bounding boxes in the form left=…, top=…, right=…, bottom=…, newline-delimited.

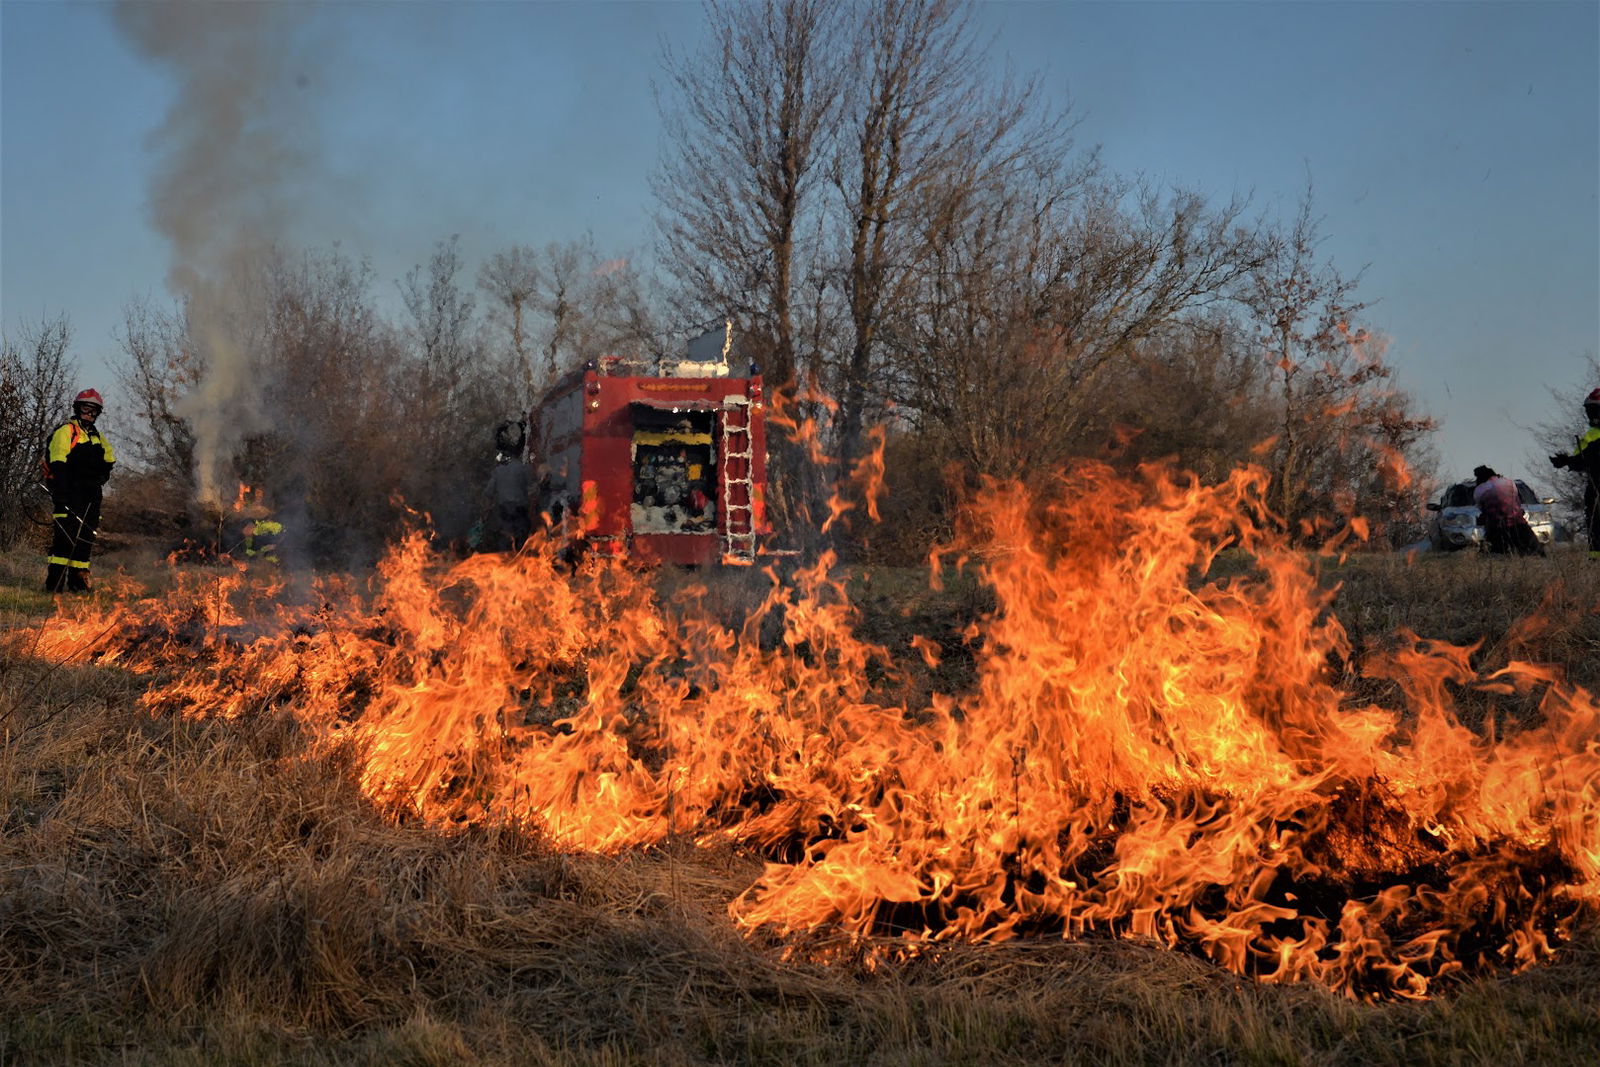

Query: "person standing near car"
left=43, top=389, right=115, bottom=593
left=1471, top=466, right=1544, bottom=557
left=1549, top=387, right=1600, bottom=559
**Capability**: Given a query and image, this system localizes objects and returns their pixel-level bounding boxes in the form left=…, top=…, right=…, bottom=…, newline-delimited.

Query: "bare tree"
left=483, top=238, right=664, bottom=394
left=828, top=0, right=1071, bottom=465
left=0, top=315, right=75, bottom=548
left=396, top=236, right=502, bottom=543
left=116, top=298, right=199, bottom=490
left=1095, top=313, right=1279, bottom=482
left=252, top=247, right=406, bottom=559
left=112, top=243, right=494, bottom=561
left=539, top=240, right=585, bottom=381
left=116, top=249, right=405, bottom=558
left=106, top=236, right=654, bottom=560
left=653, top=0, right=847, bottom=390
left=1531, top=353, right=1600, bottom=531
left=579, top=250, right=665, bottom=367
left=1239, top=192, right=1435, bottom=541
left=895, top=177, right=1258, bottom=485
left=1241, top=194, right=1355, bottom=525
left=657, top=0, right=1091, bottom=550
left=648, top=2, right=1436, bottom=557
left=478, top=244, right=542, bottom=398
left=401, top=236, right=478, bottom=388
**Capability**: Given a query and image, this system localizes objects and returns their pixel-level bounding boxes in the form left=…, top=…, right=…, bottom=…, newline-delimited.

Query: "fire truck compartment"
left=630, top=404, right=716, bottom=535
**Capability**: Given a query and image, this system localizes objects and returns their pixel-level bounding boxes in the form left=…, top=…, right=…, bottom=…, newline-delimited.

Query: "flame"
left=851, top=426, right=888, bottom=524
left=17, top=461, right=1599, bottom=999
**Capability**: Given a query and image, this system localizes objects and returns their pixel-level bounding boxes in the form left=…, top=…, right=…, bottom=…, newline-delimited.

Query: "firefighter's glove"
left=1550, top=453, right=1570, bottom=469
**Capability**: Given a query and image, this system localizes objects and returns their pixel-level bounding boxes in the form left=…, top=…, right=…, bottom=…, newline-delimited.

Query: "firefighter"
left=485, top=451, right=532, bottom=551
left=43, top=389, right=115, bottom=593
left=241, top=504, right=283, bottom=565
left=1549, top=386, right=1600, bottom=558
left=1471, top=466, right=1543, bottom=557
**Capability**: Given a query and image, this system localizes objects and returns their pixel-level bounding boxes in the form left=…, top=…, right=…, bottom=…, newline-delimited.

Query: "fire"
left=19, top=462, right=1600, bottom=999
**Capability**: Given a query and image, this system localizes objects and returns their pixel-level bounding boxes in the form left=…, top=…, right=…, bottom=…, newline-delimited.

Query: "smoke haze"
left=112, top=0, right=312, bottom=507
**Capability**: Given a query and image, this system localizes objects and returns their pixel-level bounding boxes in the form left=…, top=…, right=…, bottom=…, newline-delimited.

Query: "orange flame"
left=17, top=461, right=1599, bottom=999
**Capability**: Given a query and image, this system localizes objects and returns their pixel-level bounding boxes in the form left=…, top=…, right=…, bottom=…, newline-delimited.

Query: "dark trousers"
left=497, top=504, right=532, bottom=551
left=1484, top=517, right=1544, bottom=557
left=1586, top=486, right=1600, bottom=554
left=46, top=496, right=101, bottom=591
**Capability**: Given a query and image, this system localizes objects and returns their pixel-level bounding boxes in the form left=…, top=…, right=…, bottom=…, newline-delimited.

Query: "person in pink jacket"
left=1471, top=466, right=1543, bottom=557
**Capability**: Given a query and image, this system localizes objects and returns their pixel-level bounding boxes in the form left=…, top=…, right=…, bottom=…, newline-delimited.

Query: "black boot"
left=66, top=569, right=91, bottom=593
left=44, top=563, right=68, bottom=593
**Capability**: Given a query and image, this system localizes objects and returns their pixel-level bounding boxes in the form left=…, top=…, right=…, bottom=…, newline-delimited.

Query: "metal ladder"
left=719, top=398, right=756, bottom=563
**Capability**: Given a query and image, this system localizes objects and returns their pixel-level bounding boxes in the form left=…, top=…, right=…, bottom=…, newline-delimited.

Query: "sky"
left=3, top=0, right=1596, bottom=497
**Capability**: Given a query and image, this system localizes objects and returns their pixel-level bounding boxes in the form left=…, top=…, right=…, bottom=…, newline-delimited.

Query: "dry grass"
left=1317, top=545, right=1600, bottom=732
left=3, top=541, right=1600, bottom=1065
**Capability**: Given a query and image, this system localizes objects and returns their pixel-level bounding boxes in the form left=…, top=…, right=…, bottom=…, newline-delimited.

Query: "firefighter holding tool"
left=1549, top=387, right=1600, bottom=559
left=43, top=389, right=115, bottom=593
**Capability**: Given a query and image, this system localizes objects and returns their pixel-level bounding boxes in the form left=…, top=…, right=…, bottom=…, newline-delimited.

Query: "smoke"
left=112, top=1, right=312, bottom=508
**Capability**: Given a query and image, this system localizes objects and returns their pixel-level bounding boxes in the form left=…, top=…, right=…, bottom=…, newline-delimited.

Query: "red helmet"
left=1585, top=387, right=1600, bottom=406
left=74, top=389, right=104, bottom=410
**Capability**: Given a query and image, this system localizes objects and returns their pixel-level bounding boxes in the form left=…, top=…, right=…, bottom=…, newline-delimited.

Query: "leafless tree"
left=1531, top=353, right=1600, bottom=530
left=537, top=240, right=585, bottom=381
left=652, top=0, right=1277, bottom=555
left=252, top=247, right=407, bottom=559
left=483, top=239, right=664, bottom=396
left=478, top=244, right=542, bottom=397
left=401, top=236, right=479, bottom=391
left=648, top=2, right=1438, bottom=560
left=578, top=249, right=664, bottom=368
left=1095, top=313, right=1279, bottom=481
left=1241, top=194, right=1356, bottom=525
left=115, top=297, right=199, bottom=490
left=115, top=243, right=485, bottom=561
left=656, top=0, right=1088, bottom=549
left=653, top=0, right=848, bottom=390
left=895, top=177, right=1258, bottom=485
left=396, top=236, right=506, bottom=544
left=114, top=236, right=642, bottom=560
left=828, top=0, right=1071, bottom=465
left=1239, top=192, right=1435, bottom=541
left=0, top=315, right=75, bottom=548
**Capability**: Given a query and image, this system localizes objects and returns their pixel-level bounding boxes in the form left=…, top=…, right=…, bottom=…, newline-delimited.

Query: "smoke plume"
left=113, top=1, right=311, bottom=507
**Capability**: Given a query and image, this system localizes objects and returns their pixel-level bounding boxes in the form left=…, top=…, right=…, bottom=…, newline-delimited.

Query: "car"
left=1426, top=479, right=1556, bottom=551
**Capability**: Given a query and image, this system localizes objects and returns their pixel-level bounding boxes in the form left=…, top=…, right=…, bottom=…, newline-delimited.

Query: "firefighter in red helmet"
left=1549, top=386, right=1600, bottom=558
left=43, top=389, right=116, bottom=592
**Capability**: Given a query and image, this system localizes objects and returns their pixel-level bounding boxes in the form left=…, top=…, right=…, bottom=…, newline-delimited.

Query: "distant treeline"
left=3, top=0, right=1444, bottom=563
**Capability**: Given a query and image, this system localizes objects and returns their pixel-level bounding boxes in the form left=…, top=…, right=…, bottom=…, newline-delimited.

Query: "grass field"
left=3, top=534, right=1599, bottom=1066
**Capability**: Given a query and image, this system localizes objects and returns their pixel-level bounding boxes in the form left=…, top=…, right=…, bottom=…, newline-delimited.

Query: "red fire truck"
left=531, top=327, right=769, bottom=565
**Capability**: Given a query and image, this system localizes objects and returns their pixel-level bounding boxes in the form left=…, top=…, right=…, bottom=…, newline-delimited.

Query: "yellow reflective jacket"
left=45, top=418, right=115, bottom=494
left=245, top=519, right=283, bottom=560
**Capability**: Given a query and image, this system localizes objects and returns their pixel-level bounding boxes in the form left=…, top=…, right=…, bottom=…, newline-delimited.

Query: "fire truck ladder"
left=719, top=398, right=756, bottom=563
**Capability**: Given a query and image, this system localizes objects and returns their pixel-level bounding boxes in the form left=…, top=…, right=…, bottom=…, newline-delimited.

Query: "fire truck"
left=531, top=325, right=769, bottom=565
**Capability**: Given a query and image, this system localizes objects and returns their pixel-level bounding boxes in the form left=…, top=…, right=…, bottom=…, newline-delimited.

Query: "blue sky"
left=3, top=0, right=1596, bottom=494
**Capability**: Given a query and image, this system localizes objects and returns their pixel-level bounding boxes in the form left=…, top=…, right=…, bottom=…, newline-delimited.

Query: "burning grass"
left=5, top=461, right=1600, bottom=1062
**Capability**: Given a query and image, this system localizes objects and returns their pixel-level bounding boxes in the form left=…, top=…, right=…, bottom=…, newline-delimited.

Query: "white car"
left=1426, top=479, right=1555, bottom=551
